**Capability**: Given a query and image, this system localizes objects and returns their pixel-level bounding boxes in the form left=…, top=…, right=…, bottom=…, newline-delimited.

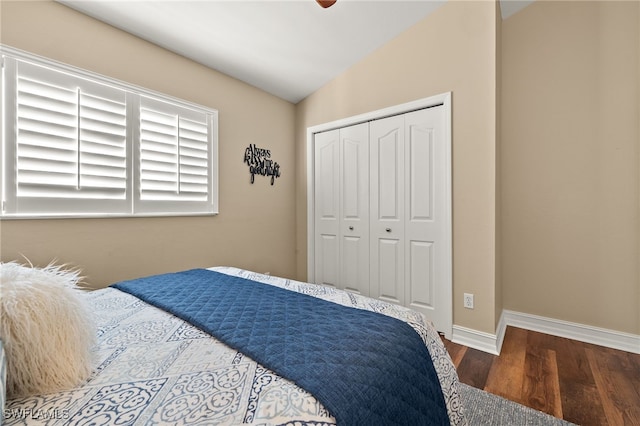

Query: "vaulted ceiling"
left=58, top=1, right=534, bottom=104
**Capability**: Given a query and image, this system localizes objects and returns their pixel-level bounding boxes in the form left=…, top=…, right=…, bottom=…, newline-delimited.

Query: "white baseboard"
left=451, top=325, right=502, bottom=355
left=500, top=310, right=640, bottom=355
left=452, top=310, right=640, bottom=355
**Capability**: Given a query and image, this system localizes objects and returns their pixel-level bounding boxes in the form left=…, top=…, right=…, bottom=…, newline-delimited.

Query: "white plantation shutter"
left=78, top=91, right=128, bottom=194
left=15, top=73, right=128, bottom=199
left=136, top=96, right=213, bottom=214
left=1, top=47, right=217, bottom=218
left=4, top=58, right=130, bottom=215
left=16, top=75, right=79, bottom=194
left=178, top=117, right=210, bottom=198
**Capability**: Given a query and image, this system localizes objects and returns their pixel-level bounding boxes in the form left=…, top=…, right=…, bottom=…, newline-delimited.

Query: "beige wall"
left=0, top=0, right=298, bottom=288
left=295, top=1, right=501, bottom=333
left=501, top=1, right=640, bottom=334
left=495, top=1, right=503, bottom=329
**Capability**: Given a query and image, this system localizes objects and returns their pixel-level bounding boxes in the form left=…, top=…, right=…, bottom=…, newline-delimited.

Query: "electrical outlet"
left=463, top=293, right=474, bottom=309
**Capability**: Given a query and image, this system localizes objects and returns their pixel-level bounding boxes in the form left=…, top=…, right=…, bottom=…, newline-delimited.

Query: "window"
left=1, top=46, right=218, bottom=218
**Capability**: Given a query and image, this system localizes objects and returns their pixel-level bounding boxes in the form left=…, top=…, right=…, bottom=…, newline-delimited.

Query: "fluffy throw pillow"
left=0, top=340, right=6, bottom=413
left=0, top=262, right=96, bottom=399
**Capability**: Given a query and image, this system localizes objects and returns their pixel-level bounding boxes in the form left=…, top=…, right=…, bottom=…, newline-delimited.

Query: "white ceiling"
left=58, top=0, right=534, bottom=104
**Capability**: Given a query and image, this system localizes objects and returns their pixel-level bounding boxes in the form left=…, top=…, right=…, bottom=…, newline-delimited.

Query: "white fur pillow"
left=0, top=262, right=96, bottom=399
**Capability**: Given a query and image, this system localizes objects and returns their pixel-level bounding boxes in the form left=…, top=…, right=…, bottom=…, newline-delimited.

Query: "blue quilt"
left=112, top=269, right=449, bottom=426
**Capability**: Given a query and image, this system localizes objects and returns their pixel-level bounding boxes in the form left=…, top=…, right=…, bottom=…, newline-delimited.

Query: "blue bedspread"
left=112, top=269, right=449, bottom=426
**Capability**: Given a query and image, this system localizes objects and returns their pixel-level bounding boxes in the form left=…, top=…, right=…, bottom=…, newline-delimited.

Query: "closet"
left=308, top=94, right=452, bottom=335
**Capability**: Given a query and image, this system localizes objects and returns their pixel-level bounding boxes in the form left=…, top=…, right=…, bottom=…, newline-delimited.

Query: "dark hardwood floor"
left=442, top=326, right=640, bottom=425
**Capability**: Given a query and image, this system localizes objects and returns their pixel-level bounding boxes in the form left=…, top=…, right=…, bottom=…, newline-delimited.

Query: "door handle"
left=348, top=226, right=354, bottom=231
left=385, top=228, right=391, bottom=232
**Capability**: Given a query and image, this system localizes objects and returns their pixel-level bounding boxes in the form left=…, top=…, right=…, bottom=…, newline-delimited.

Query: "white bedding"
left=4, top=267, right=466, bottom=425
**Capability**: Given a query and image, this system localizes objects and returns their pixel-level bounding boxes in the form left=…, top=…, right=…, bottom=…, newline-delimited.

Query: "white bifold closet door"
left=312, top=104, right=448, bottom=332
left=370, top=107, right=448, bottom=327
left=313, top=122, right=369, bottom=295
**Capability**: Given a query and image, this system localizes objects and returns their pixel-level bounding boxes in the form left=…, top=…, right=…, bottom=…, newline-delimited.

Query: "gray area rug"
left=459, top=383, right=577, bottom=425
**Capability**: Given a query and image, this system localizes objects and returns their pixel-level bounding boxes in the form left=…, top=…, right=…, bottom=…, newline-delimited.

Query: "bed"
left=3, top=266, right=466, bottom=425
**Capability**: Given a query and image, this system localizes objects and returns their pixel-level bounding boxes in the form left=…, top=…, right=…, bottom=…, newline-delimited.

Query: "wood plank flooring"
left=442, top=326, right=640, bottom=425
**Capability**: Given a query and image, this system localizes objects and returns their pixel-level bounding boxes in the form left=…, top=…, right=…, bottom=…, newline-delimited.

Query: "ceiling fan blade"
left=316, top=0, right=337, bottom=8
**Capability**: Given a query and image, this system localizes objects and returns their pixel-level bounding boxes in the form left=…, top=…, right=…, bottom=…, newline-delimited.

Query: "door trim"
left=306, top=92, right=452, bottom=338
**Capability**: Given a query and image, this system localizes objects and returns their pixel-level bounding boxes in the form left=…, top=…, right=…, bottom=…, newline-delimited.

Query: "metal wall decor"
left=243, top=143, right=281, bottom=185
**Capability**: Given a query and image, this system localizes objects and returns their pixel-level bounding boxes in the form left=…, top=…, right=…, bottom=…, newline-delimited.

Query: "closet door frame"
left=306, top=92, right=452, bottom=338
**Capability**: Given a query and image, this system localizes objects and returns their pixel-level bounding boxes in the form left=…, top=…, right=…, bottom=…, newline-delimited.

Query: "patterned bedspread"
left=4, top=267, right=466, bottom=425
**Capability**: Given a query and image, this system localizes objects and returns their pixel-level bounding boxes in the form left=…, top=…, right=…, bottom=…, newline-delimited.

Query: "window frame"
left=1, top=45, right=219, bottom=219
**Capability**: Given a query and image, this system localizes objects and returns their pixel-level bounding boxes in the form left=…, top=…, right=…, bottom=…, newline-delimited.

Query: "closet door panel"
left=378, top=133, right=400, bottom=220
left=376, top=238, right=402, bottom=304
left=404, top=107, right=447, bottom=322
left=409, top=241, right=434, bottom=308
left=370, top=115, right=405, bottom=304
left=408, top=122, right=434, bottom=222
left=342, top=236, right=364, bottom=293
left=318, top=235, right=339, bottom=288
left=313, top=129, right=340, bottom=288
left=340, top=123, right=369, bottom=294
left=406, top=109, right=434, bottom=309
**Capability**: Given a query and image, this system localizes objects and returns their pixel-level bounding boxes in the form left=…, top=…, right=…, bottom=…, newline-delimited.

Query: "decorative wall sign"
left=243, top=143, right=281, bottom=185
